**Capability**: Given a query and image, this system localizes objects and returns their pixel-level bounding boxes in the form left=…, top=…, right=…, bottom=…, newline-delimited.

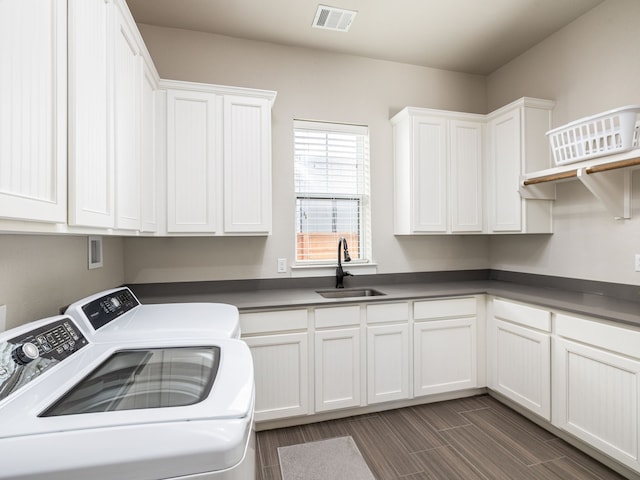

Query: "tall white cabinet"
left=392, top=108, right=484, bottom=234
left=0, top=0, right=67, bottom=223
left=161, top=81, right=276, bottom=235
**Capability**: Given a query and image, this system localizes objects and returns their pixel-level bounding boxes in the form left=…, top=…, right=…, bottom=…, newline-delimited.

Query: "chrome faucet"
left=336, top=237, right=353, bottom=288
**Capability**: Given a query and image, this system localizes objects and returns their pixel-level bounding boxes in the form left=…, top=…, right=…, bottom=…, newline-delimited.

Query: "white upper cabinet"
left=162, top=80, right=276, bottom=235
left=486, top=98, right=555, bottom=233
left=68, top=0, right=158, bottom=232
left=0, top=0, right=67, bottom=223
left=67, top=0, right=114, bottom=228
left=392, top=98, right=554, bottom=235
left=392, top=108, right=484, bottom=234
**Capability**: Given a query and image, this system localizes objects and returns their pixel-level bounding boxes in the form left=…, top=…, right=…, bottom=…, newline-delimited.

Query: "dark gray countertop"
left=130, top=274, right=640, bottom=328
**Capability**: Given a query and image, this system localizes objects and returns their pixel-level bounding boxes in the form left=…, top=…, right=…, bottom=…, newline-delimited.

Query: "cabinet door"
left=140, top=60, right=158, bottom=233
left=488, top=108, right=522, bottom=232
left=113, top=3, right=141, bottom=230
left=166, top=90, right=219, bottom=233
left=414, top=317, right=477, bottom=396
left=315, top=328, right=361, bottom=412
left=223, top=96, right=272, bottom=234
left=491, top=319, right=550, bottom=419
left=68, top=0, right=114, bottom=228
left=0, top=0, right=67, bottom=223
left=412, top=115, right=448, bottom=232
left=367, top=323, right=409, bottom=404
left=450, top=119, right=483, bottom=232
left=553, top=337, right=640, bottom=469
left=244, top=333, right=309, bottom=422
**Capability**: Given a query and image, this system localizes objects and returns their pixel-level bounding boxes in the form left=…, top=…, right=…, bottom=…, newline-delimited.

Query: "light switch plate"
left=0, top=305, right=6, bottom=332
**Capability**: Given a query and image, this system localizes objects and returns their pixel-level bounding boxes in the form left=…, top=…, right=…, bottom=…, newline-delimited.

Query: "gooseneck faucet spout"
left=336, top=237, right=353, bottom=288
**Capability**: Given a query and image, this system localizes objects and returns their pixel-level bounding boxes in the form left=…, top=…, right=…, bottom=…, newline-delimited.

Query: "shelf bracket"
left=576, top=167, right=631, bottom=219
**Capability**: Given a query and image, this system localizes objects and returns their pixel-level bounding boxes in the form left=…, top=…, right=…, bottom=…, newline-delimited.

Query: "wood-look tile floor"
left=256, top=395, right=629, bottom=480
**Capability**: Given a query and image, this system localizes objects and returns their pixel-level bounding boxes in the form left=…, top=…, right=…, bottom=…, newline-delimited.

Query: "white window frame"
left=293, top=119, right=372, bottom=267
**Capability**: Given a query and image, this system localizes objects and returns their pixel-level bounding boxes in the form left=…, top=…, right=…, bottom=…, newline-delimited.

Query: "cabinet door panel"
left=166, top=90, right=218, bottom=232
left=0, top=0, right=67, bottom=223
left=223, top=95, right=272, bottom=234
left=367, top=324, right=409, bottom=404
left=492, top=319, right=550, bottom=419
left=315, top=328, right=361, bottom=412
left=68, top=0, right=113, bottom=227
left=244, top=333, right=309, bottom=421
left=553, top=337, right=640, bottom=469
left=113, top=6, right=141, bottom=230
left=450, top=120, right=483, bottom=232
left=140, top=62, right=158, bottom=233
left=412, top=116, right=448, bottom=232
left=414, top=318, right=476, bottom=396
left=489, top=110, right=522, bottom=232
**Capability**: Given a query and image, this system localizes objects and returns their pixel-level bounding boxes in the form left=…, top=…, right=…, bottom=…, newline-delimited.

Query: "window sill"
left=290, top=262, right=378, bottom=278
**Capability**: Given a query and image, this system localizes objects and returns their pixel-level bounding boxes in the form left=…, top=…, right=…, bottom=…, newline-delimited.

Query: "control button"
left=12, top=343, right=40, bottom=365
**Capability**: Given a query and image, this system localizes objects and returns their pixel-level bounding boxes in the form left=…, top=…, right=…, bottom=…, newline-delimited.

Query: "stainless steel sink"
left=316, top=288, right=386, bottom=299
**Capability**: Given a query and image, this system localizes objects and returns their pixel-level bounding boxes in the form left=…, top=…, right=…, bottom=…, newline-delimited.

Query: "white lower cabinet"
left=413, top=298, right=477, bottom=396
left=553, top=313, right=640, bottom=471
left=488, top=298, right=551, bottom=420
left=314, top=305, right=362, bottom=412
left=240, top=309, right=309, bottom=422
left=366, top=302, right=410, bottom=404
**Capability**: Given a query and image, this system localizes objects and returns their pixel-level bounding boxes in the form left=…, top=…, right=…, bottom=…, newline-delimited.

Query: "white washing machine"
left=0, top=290, right=255, bottom=480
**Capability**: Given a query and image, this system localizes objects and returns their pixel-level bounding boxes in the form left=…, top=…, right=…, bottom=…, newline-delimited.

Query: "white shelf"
left=520, top=149, right=640, bottom=219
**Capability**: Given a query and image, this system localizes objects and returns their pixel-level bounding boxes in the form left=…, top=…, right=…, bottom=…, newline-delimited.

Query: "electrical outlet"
left=0, top=305, right=6, bottom=332
left=636, top=254, right=640, bottom=272
left=277, top=258, right=287, bottom=273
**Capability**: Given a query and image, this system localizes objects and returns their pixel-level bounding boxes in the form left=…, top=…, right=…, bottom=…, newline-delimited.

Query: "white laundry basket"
left=546, top=105, right=640, bottom=165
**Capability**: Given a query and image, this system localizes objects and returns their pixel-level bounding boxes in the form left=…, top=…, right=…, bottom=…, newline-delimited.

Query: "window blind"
left=294, top=120, right=370, bottom=263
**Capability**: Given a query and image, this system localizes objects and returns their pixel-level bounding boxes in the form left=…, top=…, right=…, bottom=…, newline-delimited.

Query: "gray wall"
left=0, top=235, right=125, bottom=329
left=486, top=0, right=640, bottom=284
left=123, top=26, right=490, bottom=284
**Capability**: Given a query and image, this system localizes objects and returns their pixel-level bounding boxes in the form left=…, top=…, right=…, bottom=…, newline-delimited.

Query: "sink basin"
left=316, top=288, right=386, bottom=299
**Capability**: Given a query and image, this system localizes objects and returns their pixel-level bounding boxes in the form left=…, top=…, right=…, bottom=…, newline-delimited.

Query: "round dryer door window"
left=40, top=346, right=220, bottom=416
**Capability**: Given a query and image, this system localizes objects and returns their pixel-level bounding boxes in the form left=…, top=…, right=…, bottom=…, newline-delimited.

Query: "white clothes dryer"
left=65, top=287, right=241, bottom=341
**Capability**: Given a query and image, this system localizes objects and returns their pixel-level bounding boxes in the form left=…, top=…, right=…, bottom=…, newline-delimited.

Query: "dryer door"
left=41, top=346, right=220, bottom=416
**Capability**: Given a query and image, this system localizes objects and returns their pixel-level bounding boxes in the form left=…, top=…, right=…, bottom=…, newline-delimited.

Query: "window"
left=294, top=120, right=370, bottom=264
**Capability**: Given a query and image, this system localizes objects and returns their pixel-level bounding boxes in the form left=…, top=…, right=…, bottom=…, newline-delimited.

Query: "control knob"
left=12, top=342, right=40, bottom=365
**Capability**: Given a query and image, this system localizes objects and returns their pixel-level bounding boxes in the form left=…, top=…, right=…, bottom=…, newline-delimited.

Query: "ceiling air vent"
left=312, top=5, right=357, bottom=32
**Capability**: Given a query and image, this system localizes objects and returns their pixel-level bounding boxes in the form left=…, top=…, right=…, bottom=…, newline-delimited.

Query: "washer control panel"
left=0, top=317, right=88, bottom=401
left=81, top=288, right=140, bottom=330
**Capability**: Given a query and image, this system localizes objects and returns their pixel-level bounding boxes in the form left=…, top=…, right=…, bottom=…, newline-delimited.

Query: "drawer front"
left=315, top=305, right=361, bottom=328
left=493, top=298, right=550, bottom=332
left=414, top=297, right=476, bottom=320
left=556, top=312, right=640, bottom=359
left=240, top=309, right=307, bottom=335
left=366, top=302, right=409, bottom=324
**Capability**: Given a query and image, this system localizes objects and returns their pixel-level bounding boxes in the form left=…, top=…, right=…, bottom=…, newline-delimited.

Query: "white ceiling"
left=126, top=0, right=603, bottom=75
